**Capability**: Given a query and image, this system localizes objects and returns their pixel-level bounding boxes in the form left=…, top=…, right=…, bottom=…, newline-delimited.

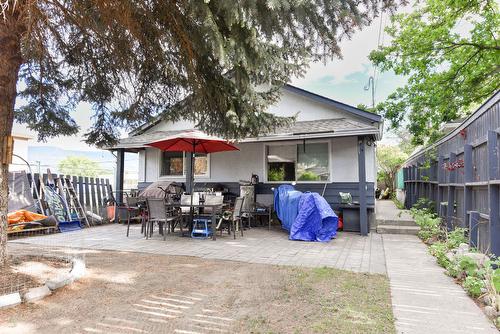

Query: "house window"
left=266, top=142, right=329, bottom=182
left=297, top=143, right=329, bottom=181
left=194, top=154, right=208, bottom=176
left=160, top=152, right=209, bottom=177
left=161, top=152, right=183, bottom=176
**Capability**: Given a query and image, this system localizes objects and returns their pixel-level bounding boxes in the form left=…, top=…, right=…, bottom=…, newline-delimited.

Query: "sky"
left=12, top=7, right=408, bottom=151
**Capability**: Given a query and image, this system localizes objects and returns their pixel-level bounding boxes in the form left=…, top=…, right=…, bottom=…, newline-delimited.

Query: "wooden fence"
left=403, top=91, right=499, bottom=256
left=27, top=173, right=114, bottom=216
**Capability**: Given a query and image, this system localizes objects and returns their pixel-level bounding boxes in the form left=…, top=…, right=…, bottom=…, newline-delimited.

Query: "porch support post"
left=358, top=136, right=368, bottom=236
left=487, top=130, right=499, bottom=256
left=114, top=148, right=125, bottom=223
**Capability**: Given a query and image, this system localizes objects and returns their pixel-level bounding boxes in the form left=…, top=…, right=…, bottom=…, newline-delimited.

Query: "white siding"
left=137, top=88, right=378, bottom=184
left=147, top=89, right=374, bottom=133
left=267, top=90, right=359, bottom=121
left=331, top=136, right=358, bottom=182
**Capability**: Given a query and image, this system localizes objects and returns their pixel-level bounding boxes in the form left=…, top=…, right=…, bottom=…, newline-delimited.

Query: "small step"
left=376, top=224, right=420, bottom=235
left=376, top=219, right=418, bottom=227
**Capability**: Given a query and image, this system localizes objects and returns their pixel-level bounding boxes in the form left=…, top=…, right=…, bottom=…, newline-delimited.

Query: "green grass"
left=243, top=266, right=395, bottom=334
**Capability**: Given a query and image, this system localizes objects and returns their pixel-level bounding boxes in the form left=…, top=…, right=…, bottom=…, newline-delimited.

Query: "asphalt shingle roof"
left=111, top=117, right=379, bottom=150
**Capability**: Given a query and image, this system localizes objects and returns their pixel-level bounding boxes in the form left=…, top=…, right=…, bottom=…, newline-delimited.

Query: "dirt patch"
left=0, top=255, right=71, bottom=295
left=0, top=249, right=394, bottom=334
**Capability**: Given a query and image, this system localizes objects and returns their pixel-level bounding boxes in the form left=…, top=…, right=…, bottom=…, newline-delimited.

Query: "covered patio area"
left=9, top=224, right=386, bottom=274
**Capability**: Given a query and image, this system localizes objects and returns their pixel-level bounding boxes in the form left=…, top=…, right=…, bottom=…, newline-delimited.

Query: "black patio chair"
left=125, top=196, right=145, bottom=237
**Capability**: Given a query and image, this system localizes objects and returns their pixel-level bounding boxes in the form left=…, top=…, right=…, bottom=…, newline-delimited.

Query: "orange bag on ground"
left=7, top=210, right=47, bottom=225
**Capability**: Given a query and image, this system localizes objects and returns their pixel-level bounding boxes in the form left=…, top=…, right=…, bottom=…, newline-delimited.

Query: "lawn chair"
left=146, top=198, right=170, bottom=240
left=125, top=196, right=145, bottom=237
left=216, top=197, right=244, bottom=239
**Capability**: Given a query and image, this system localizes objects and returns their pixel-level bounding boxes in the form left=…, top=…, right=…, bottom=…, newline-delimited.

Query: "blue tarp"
left=274, top=185, right=338, bottom=242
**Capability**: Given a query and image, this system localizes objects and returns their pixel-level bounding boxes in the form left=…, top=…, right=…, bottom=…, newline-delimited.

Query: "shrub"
left=268, top=167, right=285, bottom=181
left=411, top=209, right=443, bottom=243
left=429, top=242, right=450, bottom=268
left=412, top=197, right=436, bottom=214
left=446, top=228, right=468, bottom=249
left=459, top=256, right=479, bottom=277
left=493, top=268, right=500, bottom=293
left=463, top=276, right=485, bottom=298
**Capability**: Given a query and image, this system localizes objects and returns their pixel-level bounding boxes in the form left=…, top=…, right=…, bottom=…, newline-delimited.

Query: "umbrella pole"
left=189, top=144, right=195, bottom=232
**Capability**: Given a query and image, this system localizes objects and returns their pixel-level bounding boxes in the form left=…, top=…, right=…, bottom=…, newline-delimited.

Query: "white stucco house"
left=111, top=85, right=382, bottom=234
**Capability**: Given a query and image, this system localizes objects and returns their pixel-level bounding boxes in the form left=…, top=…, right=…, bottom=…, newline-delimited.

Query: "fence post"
left=469, top=211, right=479, bottom=248
left=447, top=153, right=456, bottom=230
left=437, top=155, right=444, bottom=215
left=463, top=144, right=473, bottom=229
left=487, top=131, right=499, bottom=256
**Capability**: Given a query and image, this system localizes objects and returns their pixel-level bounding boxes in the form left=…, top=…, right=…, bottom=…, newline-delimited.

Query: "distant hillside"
left=28, top=146, right=138, bottom=174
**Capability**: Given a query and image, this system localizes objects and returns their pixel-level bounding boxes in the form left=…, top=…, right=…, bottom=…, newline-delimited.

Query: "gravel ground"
left=0, top=249, right=394, bottom=334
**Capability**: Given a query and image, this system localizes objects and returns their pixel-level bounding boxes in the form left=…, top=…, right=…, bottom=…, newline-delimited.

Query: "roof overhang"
left=241, top=129, right=380, bottom=143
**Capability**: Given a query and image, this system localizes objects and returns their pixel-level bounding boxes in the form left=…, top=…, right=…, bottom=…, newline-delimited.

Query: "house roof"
left=129, top=84, right=381, bottom=137
left=111, top=117, right=380, bottom=151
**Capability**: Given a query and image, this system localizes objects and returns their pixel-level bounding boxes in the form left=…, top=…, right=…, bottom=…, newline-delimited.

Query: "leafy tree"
left=58, top=156, right=107, bottom=178
left=392, top=128, right=417, bottom=155
left=356, top=103, right=377, bottom=113
left=0, top=0, right=398, bottom=264
left=377, top=144, right=407, bottom=193
left=370, top=0, right=500, bottom=144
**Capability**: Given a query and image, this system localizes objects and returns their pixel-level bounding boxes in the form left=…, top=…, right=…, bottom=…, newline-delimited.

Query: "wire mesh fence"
left=1, top=228, right=86, bottom=298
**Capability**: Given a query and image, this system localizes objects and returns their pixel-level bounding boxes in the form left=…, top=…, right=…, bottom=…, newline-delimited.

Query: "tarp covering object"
left=291, top=192, right=338, bottom=242
left=273, top=185, right=301, bottom=232
left=8, top=171, right=35, bottom=212
left=274, top=185, right=338, bottom=242
left=139, top=180, right=183, bottom=198
left=8, top=210, right=47, bottom=225
left=7, top=210, right=53, bottom=233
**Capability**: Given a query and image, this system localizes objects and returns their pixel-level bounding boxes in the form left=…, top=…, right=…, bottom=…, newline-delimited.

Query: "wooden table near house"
left=165, top=203, right=225, bottom=240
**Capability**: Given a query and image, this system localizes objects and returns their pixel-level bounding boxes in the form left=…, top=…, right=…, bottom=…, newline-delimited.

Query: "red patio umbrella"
left=146, top=130, right=239, bottom=233
left=146, top=130, right=239, bottom=226
left=147, top=129, right=239, bottom=155
left=146, top=130, right=239, bottom=193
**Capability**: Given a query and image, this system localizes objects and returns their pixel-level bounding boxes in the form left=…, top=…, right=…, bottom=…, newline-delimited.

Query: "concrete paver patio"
left=9, top=224, right=387, bottom=274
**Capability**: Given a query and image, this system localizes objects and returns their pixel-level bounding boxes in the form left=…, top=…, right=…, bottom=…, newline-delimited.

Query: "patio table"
left=243, top=207, right=273, bottom=230
left=165, top=203, right=225, bottom=240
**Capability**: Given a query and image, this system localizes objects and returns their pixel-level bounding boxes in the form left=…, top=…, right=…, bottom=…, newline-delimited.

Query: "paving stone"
left=10, top=224, right=387, bottom=274
left=23, top=285, right=51, bottom=303
left=46, top=274, right=74, bottom=291
left=0, top=292, right=21, bottom=309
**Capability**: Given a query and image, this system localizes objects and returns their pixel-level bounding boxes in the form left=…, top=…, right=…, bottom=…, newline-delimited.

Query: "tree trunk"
left=0, top=9, right=24, bottom=267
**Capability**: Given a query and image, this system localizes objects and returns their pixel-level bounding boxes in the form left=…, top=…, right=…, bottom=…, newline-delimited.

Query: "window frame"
left=158, top=150, right=211, bottom=179
left=263, top=140, right=332, bottom=184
